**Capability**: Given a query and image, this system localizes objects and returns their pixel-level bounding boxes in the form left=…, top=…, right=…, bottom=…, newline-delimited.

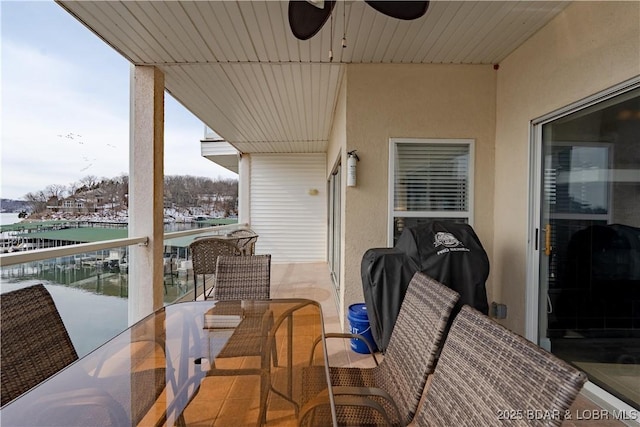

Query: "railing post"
left=129, top=65, right=165, bottom=325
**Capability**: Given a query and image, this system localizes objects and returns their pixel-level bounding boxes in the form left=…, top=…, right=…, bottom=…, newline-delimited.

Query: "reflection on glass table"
left=0, top=299, right=337, bottom=427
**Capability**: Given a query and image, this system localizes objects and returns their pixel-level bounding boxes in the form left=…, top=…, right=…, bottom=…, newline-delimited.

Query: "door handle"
left=545, top=224, right=552, bottom=256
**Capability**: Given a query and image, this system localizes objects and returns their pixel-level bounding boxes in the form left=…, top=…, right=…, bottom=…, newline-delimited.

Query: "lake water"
left=1, top=280, right=128, bottom=357
left=1, top=212, right=21, bottom=226
left=1, top=213, right=200, bottom=357
left=1, top=212, right=129, bottom=357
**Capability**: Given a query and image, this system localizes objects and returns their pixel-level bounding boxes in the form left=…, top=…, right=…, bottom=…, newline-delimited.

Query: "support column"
left=128, top=65, right=165, bottom=325
left=238, top=153, right=251, bottom=225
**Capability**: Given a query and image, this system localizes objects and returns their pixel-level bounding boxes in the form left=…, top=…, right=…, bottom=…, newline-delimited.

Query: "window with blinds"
left=389, top=139, right=474, bottom=243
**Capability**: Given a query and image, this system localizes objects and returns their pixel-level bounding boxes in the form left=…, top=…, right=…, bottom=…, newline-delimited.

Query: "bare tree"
left=78, top=175, right=99, bottom=191
left=24, top=191, right=48, bottom=213
left=68, top=181, right=79, bottom=196
left=44, top=184, right=67, bottom=202
left=23, top=173, right=237, bottom=217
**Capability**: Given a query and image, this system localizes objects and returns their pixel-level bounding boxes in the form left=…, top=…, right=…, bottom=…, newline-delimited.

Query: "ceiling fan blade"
left=364, top=1, right=429, bottom=20
left=288, top=0, right=336, bottom=41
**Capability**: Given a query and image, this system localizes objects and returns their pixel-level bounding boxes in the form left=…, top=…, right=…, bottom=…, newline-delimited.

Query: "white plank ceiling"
left=57, top=0, right=568, bottom=154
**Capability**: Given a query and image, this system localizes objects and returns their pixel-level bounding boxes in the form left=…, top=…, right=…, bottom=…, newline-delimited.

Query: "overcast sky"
left=1, top=1, right=237, bottom=200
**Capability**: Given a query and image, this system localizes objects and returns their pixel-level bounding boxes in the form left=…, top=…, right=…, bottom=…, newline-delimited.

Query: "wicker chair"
left=413, top=305, right=588, bottom=426
left=189, top=237, right=241, bottom=300
left=209, top=254, right=274, bottom=367
left=1, top=285, right=168, bottom=424
left=210, top=254, right=271, bottom=300
left=188, top=255, right=274, bottom=425
left=301, top=272, right=460, bottom=426
left=1, top=284, right=78, bottom=406
left=227, top=229, right=258, bottom=256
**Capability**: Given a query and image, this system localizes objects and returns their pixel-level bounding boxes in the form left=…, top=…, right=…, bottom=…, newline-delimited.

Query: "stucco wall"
left=342, top=63, right=497, bottom=321
left=494, top=1, right=640, bottom=335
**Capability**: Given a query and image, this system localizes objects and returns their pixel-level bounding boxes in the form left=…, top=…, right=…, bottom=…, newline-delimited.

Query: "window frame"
left=388, top=138, right=475, bottom=245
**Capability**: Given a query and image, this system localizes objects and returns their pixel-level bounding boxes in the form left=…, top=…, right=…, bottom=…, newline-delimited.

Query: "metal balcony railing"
left=0, top=223, right=248, bottom=356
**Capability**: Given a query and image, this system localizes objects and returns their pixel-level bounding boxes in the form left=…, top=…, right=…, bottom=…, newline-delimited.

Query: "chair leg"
left=203, top=275, right=213, bottom=300
left=272, top=342, right=279, bottom=367
left=201, top=274, right=207, bottom=300
left=257, top=369, right=270, bottom=426
left=193, top=275, right=198, bottom=301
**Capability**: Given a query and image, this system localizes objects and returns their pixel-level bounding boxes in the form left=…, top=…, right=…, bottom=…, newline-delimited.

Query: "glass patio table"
left=0, top=299, right=337, bottom=426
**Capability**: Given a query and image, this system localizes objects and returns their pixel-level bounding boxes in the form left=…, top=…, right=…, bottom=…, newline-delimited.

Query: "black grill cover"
left=361, top=221, right=490, bottom=352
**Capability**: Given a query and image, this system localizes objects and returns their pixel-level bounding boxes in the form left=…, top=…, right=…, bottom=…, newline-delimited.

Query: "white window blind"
left=389, top=139, right=474, bottom=243
left=394, top=143, right=470, bottom=211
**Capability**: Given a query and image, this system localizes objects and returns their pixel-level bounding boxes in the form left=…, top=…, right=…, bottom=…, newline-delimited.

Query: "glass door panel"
left=328, top=164, right=341, bottom=291
left=538, top=88, right=640, bottom=409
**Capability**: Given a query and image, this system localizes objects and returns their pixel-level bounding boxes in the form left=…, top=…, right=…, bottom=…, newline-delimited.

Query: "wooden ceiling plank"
left=133, top=2, right=192, bottom=63
left=280, top=64, right=305, bottom=140
left=471, top=2, right=529, bottom=62
left=164, top=66, right=248, bottom=142
left=196, top=64, right=263, bottom=142
left=434, top=1, right=495, bottom=64
left=360, top=13, right=390, bottom=63
left=416, top=1, right=467, bottom=63
left=473, top=1, right=561, bottom=63
left=290, top=63, right=309, bottom=142
left=380, top=25, right=406, bottom=63
left=71, top=1, right=160, bottom=64
left=265, top=1, right=294, bottom=62
left=388, top=2, right=449, bottom=63
left=246, top=64, right=288, bottom=140
left=455, top=2, right=518, bottom=64
left=343, top=2, right=368, bottom=63
left=236, top=1, right=270, bottom=62
left=187, top=2, right=232, bottom=62
left=226, top=63, right=277, bottom=140
left=400, top=1, right=453, bottom=63
left=57, top=0, right=568, bottom=154
left=304, top=64, right=318, bottom=141
left=280, top=1, right=304, bottom=63
left=202, top=2, right=248, bottom=62
left=309, top=64, right=322, bottom=139
left=323, top=64, right=342, bottom=142
left=163, top=1, right=214, bottom=62
left=224, top=1, right=260, bottom=62
left=260, top=64, right=295, bottom=142
left=266, top=65, right=296, bottom=141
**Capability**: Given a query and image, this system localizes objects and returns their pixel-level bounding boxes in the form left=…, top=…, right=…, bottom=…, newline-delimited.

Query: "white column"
left=128, top=65, right=165, bottom=325
left=238, top=153, right=251, bottom=225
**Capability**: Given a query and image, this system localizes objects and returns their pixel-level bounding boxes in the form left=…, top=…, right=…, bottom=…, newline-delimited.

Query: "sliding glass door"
left=328, top=164, right=341, bottom=291
left=535, top=86, right=640, bottom=408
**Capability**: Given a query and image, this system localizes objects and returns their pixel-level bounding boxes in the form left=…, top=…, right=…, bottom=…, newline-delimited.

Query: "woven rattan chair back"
left=228, top=229, right=258, bottom=256
left=1, top=284, right=78, bottom=406
left=211, top=255, right=271, bottom=300
left=318, top=272, right=459, bottom=426
left=414, top=305, right=588, bottom=426
left=192, top=256, right=273, bottom=425
left=371, top=272, right=459, bottom=425
left=189, top=237, right=241, bottom=299
left=190, top=237, right=241, bottom=275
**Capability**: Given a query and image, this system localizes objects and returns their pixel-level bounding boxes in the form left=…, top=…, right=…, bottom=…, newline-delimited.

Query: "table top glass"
left=0, top=299, right=336, bottom=426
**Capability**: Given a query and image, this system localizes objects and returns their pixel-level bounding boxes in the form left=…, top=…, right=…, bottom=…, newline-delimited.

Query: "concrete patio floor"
left=185, top=262, right=627, bottom=426
left=270, top=262, right=628, bottom=427
left=270, top=262, right=376, bottom=370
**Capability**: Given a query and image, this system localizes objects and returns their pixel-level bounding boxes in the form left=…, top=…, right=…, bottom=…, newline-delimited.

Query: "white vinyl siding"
left=250, top=154, right=327, bottom=263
